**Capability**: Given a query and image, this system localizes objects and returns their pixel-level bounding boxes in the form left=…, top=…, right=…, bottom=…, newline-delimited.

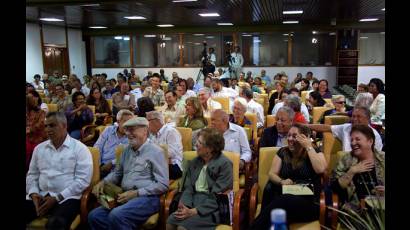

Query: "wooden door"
left=43, top=46, right=70, bottom=76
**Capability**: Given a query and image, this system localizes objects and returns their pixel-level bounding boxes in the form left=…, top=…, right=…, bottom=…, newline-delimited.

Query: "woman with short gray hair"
left=285, top=94, right=307, bottom=123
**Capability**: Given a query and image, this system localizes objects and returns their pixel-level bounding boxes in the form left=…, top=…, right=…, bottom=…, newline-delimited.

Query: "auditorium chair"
left=266, top=115, right=276, bottom=128
left=312, top=106, right=332, bottom=124
left=175, top=127, right=192, bottom=151
left=46, top=103, right=58, bottom=113
left=164, top=151, right=245, bottom=230
left=27, top=147, right=101, bottom=230
left=213, top=97, right=230, bottom=113
left=301, top=91, right=308, bottom=104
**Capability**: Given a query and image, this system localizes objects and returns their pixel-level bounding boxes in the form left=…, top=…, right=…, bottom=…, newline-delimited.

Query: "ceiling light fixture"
left=312, top=31, right=318, bottom=34
left=283, top=33, right=289, bottom=36
left=81, top=4, right=100, bottom=7
left=144, top=35, right=156, bottom=37
left=312, top=38, right=318, bottom=43
left=157, top=24, right=174, bottom=27
left=172, top=0, right=197, bottom=2
left=114, top=36, right=123, bottom=40
left=380, top=32, right=385, bottom=34
left=329, top=32, right=336, bottom=35
left=359, top=36, right=369, bottom=39
left=242, top=34, right=252, bottom=37
left=124, top=16, right=146, bottom=20
left=162, top=37, right=172, bottom=41
left=193, top=34, right=205, bottom=36
left=283, top=20, right=298, bottom=24
left=283, top=10, right=303, bottom=14
left=123, top=37, right=130, bottom=41
left=359, top=18, right=379, bottom=22
left=217, top=23, right=233, bottom=26
left=205, top=36, right=215, bottom=39
left=39, top=18, right=64, bottom=22
left=89, top=26, right=107, bottom=29
left=381, top=8, right=385, bottom=11
left=199, top=13, right=220, bottom=17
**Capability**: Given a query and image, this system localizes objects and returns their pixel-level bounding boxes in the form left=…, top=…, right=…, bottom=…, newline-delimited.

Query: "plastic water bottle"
left=270, top=208, right=287, bottom=230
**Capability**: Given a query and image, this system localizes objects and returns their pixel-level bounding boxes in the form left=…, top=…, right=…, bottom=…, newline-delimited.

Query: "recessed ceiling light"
left=194, top=43, right=201, bottom=45
left=206, top=36, right=215, bottom=39
left=162, top=37, right=172, bottom=41
left=283, top=33, right=289, bottom=36
left=144, top=35, right=156, bottom=38
left=193, top=34, right=205, bottom=36
left=199, top=13, right=220, bottom=17
left=283, top=20, right=299, bottom=24
left=157, top=24, right=174, bottom=27
left=124, top=16, right=146, bottom=20
left=380, top=32, right=385, bottom=34
left=89, top=26, right=107, bottom=29
left=123, top=37, right=130, bottom=41
left=312, top=38, right=318, bottom=43
left=312, top=31, right=318, bottom=34
left=81, top=4, right=100, bottom=7
left=114, top=36, right=123, bottom=40
left=359, top=18, right=379, bottom=22
left=329, top=32, right=336, bottom=35
left=254, top=40, right=262, bottom=43
left=217, top=23, right=233, bottom=26
left=172, top=0, right=197, bottom=2
left=284, top=40, right=288, bottom=42
left=283, top=10, right=303, bottom=14
left=381, top=8, right=385, bottom=11
left=39, top=18, right=64, bottom=22
left=359, top=36, right=369, bottom=39
left=242, top=34, right=252, bottom=37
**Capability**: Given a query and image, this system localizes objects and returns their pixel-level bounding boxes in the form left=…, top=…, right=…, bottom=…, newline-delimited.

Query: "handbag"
left=215, top=191, right=234, bottom=225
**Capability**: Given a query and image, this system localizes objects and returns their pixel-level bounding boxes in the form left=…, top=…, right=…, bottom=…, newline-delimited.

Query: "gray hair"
left=353, top=106, right=371, bottom=119
left=354, top=92, right=373, bottom=108
left=285, top=94, right=302, bottom=112
left=46, top=111, right=67, bottom=125
left=242, top=88, right=253, bottom=99
left=116, top=109, right=134, bottom=121
left=234, top=97, right=248, bottom=110
left=277, top=106, right=295, bottom=121
left=198, top=87, right=212, bottom=96
left=145, top=111, right=165, bottom=125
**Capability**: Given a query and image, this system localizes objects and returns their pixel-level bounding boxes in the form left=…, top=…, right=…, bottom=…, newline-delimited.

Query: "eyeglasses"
left=334, top=101, right=345, bottom=104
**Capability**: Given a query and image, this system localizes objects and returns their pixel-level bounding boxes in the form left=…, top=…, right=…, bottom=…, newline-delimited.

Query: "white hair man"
left=146, top=111, right=183, bottom=179
left=240, top=87, right=265, bottom=129
left=198, top=87, right=222, bottom=117
left=94, top=109, right=134, bottom=177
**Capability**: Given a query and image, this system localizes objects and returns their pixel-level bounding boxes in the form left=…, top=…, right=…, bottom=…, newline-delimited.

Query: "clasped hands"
left=31, top=193, right=58, bottom=217
left=92, top=181, right=138, bottom=204
left=174, top=202, right=197, bottom=220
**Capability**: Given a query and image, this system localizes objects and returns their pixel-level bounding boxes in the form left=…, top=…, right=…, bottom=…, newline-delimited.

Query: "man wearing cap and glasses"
left=88, top=116, right=169, bottom=230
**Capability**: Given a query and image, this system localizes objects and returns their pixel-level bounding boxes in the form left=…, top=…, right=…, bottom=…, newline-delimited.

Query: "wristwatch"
left=306, top=146, right=314, bottom=152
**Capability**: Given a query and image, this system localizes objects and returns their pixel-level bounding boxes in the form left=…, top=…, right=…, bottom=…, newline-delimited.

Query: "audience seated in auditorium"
left=210, top=109, right=251, bottom=170
left=26, top=112, right=93, bottom=229
left=299, top=78, right=310, bottom=92
left=260, top=106, right=294, bottom=148
left=271, top=90, right=290, bottom=117
left=349, top=92, right=373, bottom=117
left=320, top=95, right=347, bottom=123
left=168, top=72, right=179, bottom=92
left=203, top=75, right=213, bottom=90
left=178, top=97, right=207, bottom=131
left=241, top=87, right=265, bottom=129
left=198, top=87, right=222, bottom=117
left=41, top=74, right=49, bottom=86
left=249, top=124, right=327, bottom=229
left=114, top=75, right=127, bottom=92
left=179, top=79, right=197, bottom=101
left=26, top=93, right=47, bottom=173
left=94, top=109, right=133, bottom=178
left=86, top=87, right=112, bottom=126
left=32, top=74, right=44, bottom=90
left=330, top=125, right=384, bottom=218
left=167, top=128, right=233, bottom=230
left=29, top=90, right=48, bottom=113
left=357, top=83, right=369, bottom=94
left=136, top=96, right=155, bottom=118
left=146, top=111, right=183, bottom=180
left=318, top=79, right=332, bottom=99
left=143, top=73, right=166, bottom=107
left=211, top=78, right=238, bottom=109
left=89, top=117, right=168, bottom=229
left=112, top=82, right=136, bottom=119
left=143, top=70, right=153, bottom=81
left=268, top=81, right=287, bottom=115
left=26, top=83, right=35, bottom=95
left=51, top=84, right=72, bottom=112
left=187, top=77, right=201, bottom=94
left=368, top=78, right=385, bottom=129
left=103, top=81, right=116, bottom=99
left=291, top=73, right=303, bottom=90
left=229, top=97, right=252, bottom=128
left=61, top=75, right=73, bottom=93
left=260, top=69, right=272, bottom=88
left=65, top=91, right=94, bottom=140
left=251, top=77, right=263, bottom=94
left=304, top=106, right=383, bottom=152
left=71, top=78, right=90, bottom=97
left=230, top=77, right=240, bottom=94
left=159, top=90, right=185, bottom=124
left=285, top=94, right=307, bottom=124
left=307, top=91, right=328, bottom=114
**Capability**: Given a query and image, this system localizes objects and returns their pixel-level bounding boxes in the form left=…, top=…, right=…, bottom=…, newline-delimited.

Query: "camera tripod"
left=196, top=68, right=204, bottom=83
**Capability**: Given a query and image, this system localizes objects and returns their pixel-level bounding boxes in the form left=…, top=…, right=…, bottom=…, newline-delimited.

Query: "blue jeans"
left=88, top=195, right=160, bottom=230
left=70, top=130, right=81, bottom=140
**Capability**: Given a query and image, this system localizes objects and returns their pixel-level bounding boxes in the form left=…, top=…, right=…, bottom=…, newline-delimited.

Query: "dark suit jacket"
left=180, top=153, right=233, bottom=216
left=259, top=125, right=280, bottom=148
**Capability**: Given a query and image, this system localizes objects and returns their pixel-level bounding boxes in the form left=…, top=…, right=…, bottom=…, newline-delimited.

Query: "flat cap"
left=123, top=116, right=148, bottom=127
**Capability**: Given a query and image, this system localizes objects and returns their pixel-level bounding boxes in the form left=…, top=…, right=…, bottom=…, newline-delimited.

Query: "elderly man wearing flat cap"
left=88, top=116, right=169, bottom=230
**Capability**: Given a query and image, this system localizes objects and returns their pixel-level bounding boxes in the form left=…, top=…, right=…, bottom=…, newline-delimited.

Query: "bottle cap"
left=271, top=208, right=286, bottom=223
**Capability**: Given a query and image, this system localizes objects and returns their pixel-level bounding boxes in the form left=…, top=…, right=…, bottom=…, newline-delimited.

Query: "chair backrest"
left=106, top=99, right=113, bottom=111
left=176, top=127, right=193, bottom=151
left=256, top=93, right=269, bottom=116
left=131, top=85, right=139, bottom=90
left=301, top=91, right=308, bottom=103
left=324, top=98, right=334, bottom=108
left=258, top=147, right=280, bottom=203
left=245, top=112, right=258, bottom=139
left=96, top=125, right=108, bottom=135
left=312, top=106, right=332, bottom=124
left=243, top=127, right=252, bottom=141
left=47, top=103, right=58, bottom=112
left=87, top=147, right=101, bottom=186
left=88, top=105, right=96, bottom=124
left=212, top=97, right=230, bottom=113
left=266, top=115, right=276, bottom=128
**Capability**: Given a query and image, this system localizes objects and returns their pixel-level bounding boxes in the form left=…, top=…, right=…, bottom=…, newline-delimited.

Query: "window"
left=93, top=36, right=130, bottom=66
left=183, top=34, right=222, bottom=66
left=292, top=32, right=336, bottom=66
left=133, top=35, right=156, bottom=67
left=359, top=32, right=385, bottom=65
left=157, top=34, right=180, bottom=67
left=240, top=33, right=288, bottom=66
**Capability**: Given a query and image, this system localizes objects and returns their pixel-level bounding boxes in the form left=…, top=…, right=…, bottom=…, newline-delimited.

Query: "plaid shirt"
left=143, top=87, right=165, bottom=106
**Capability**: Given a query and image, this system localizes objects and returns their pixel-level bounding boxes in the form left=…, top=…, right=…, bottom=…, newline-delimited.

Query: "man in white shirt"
left=240, top=88, right=264, bottom=129
left=71, top=78, right=90, bottom=97
left=210, top=109, right=252, bottom=170
left=32, top=74, right=44, bottom=90
left=198, top=87, right=221, bottom=117
left=26, top=112, right=93, bottom=229
left=211, top=78, right=238, bottom=111
left=230, top=46, right=244, bottom=79
left=304, top=106, right=383, bottom=151
left=146, top=111, right=183, bottom=179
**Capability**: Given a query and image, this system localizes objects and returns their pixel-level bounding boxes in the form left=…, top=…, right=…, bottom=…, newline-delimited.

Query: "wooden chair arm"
left=248, top=183, right=259, bottom=225
left=80, top=186, right=97, bottom=226
left=103, top=115, right=114, bottom=125
left=232, top=189, right=245, bottom=230
left=164, top=189, right=179, bottom=221
left=159, top=192, right=166, bottom=230
left=330, top=193, right=339, bottom=229
left=81, top=124, right=98, bottom=141
left=319, top=191, right=326, bottom=226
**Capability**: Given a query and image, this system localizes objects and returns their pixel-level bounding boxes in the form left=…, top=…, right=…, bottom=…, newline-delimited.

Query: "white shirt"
left=230, top=52, right=244, bottom=68
left=181, top=90, right=197, bottom=102
left=331, top=123, right=383, bottom=152
left=247, top=99, right=265, bottom=128
left=130, top=88, right=143, bottom=102
left=213, top=87, right=239, bottom=112
left=223, top=123, right=252, bottom=162
left=370, top=94, right=385, bottom=125
left=149, top=123, right=183, bottom=169
left=32, top=81, right=44, bottom=90
left=203, top=98, right=222, bottom=117
left=40, top=102, right=49, bottom=113
left=26, top=134, right=93, bottom=203
left=72, top=86, right=91, bottom=97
